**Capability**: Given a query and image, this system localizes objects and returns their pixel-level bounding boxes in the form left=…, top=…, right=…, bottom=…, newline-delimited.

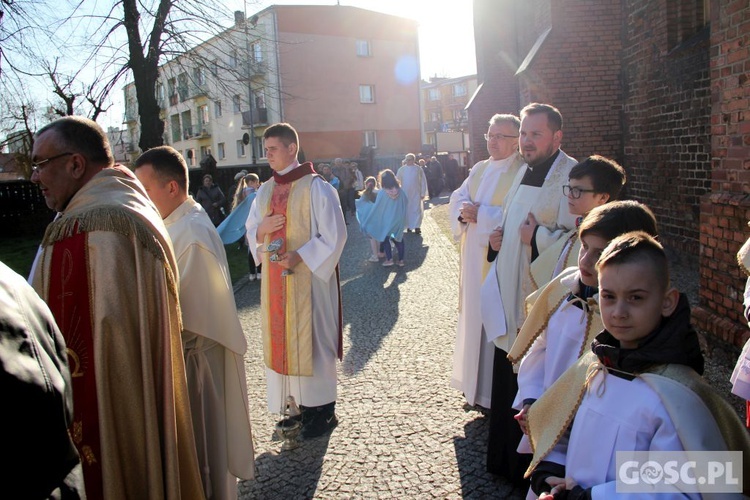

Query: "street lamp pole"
left=244, top=0, right=256, bottom=165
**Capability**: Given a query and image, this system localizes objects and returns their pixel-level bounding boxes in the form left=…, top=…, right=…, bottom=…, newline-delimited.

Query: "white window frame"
left=214, top=100, right=222, bottom=118
left=452, top=83, right=467, bottom=97
left=356, top=39, right=371, bottom=57
left=363, top=130, right=377, bottom=148
left=359, top=84, right=375, bottom=104
left=218, top=142, right=226, bottom=160
left=233, top=95, right=242, bottom=113
left=428, top=88, right=440, bottom=101
left=236, top=140, right=246, bottom=158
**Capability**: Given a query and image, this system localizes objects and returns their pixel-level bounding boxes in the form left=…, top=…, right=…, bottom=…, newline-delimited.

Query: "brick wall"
left=516, top=0, right=624, bottom=164
left=621, top=2, right=712, bottom=256
left=694, top=0, right=750, bottom=346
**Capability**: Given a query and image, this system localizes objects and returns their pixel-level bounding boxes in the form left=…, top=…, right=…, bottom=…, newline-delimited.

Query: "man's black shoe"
left=300, top=402, right=338, bottom=438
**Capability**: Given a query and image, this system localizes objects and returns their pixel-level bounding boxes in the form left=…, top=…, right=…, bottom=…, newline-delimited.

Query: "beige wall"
left=274, top=6, right=422, bottom=160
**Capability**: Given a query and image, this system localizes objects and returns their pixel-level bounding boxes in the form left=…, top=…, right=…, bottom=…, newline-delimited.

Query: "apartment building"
left=123, top=5, right=422, bottom=169
left=420, top=74, right=477, bottom=154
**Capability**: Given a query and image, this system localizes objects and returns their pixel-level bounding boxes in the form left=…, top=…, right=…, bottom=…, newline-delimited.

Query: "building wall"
left=694, top=0, right=750, bottom=346
left=621, top=1, right=711, bottom=256
left=516, top=0, right=624, bottom=164
left=274, top=6, right=421, bottom=160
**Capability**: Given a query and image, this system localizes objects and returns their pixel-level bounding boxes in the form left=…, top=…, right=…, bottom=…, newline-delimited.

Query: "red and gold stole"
left=259, top=163, right=315, bottom=376
left=47, top=227, right=104, bottom=499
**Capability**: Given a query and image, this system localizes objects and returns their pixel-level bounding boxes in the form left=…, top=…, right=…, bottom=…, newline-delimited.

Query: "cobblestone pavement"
left=235, top=201, right=525, bottom=499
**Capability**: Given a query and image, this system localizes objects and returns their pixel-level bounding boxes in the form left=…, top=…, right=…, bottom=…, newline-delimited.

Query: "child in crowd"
left=527, top=232, right=750, bottom=499
left=529, top=155, right=626, bottom=291
left=509, top=201, right=658, bottom=455
left=358, top=169, right=408, bottom=267
left=355, top=176, right=381, bottom=262
left=218, top=172, right=262, bottom=280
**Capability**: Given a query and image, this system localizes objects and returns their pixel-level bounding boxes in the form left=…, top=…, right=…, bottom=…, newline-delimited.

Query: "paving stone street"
left=236, top=200, right=525, bottom=499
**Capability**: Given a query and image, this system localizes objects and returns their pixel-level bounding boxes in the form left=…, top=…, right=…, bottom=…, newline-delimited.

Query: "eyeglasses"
left=484, top=133, right=519, bottom=141
left=563, top=185, right=597, bottom=199
left=31, top=152, right=73, bottom=172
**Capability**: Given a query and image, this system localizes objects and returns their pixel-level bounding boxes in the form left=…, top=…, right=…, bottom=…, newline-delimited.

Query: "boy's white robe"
left=448, top=153, right=522, bottom=407
left=245, top=162, right=347, bottom=411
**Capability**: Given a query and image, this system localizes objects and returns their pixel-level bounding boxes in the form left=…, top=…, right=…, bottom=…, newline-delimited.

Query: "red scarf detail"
left=272, top=161, right=315, bottom=184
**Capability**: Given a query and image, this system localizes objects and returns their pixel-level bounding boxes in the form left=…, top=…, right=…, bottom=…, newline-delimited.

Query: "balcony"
left=424, top=121, right=442, bottom=133
left=182, top=126, right=194, bottom=140
left=169, top=93, right=178, bottom=106
left=195, top=122, right=212, bottom=139
left=240, top=60, right=267, bottom=78
left=124, top=107, right=138, bottom=123
left=242, top=108, right=268, bottom=128
left=190, top=83, right=208, bottom=99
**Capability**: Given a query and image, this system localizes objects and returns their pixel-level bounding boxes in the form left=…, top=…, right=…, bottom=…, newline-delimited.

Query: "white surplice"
left=550, top=372, right=702, bottom=500
left=245, top=162, right=347, bottom=412
left=448, top=154, right=522, bottom=407
left=165, top=197, right=255, bottom=499
left=396, top=164, right=428, bottom=230
left=481, top=150, right=578, bottom=353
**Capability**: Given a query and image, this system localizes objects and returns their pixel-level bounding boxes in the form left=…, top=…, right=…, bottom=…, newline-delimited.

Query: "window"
left=200, top=145, right=211, bottom=160
left=194, top=67, right=205, bottom=86
left=170, top=114, right=181, bottom=143
left=356, top=39, right=371, bottom=57
left=453, top=109, right=466, bottom=123
left=254, top=89, right=266, bottom=110
left=452, top=83, right=467, bottom=97
left=168, top=77, right=177, bottom=106
left=251, top=42, right=263, bottom=63
left=211, top=59, right=219, bottom=77
left=218, top=142, right=226, bottom=160
left=214, top=100, right=222, bottom=118
left=363, top=130, right=377, bottom=148
left=177, top=72, right=188, bottom=102
left=237, top=140, right=246, bottom=158
left=229, top=49, right=238, bottom=68
left=233, top=95, right=242, bottom=113
left=428, top=88, right=440, bottom=101
left=359, top=85, right=375, bottom=104
left=155, top=82, right=164, bottom=106
left=186, top=148, right=196, bottom=167
left=254, top=136, right=263, bottom=160
left=429, top=111, right=441, bottom=122
left=198, top=105, right=209, bottom=127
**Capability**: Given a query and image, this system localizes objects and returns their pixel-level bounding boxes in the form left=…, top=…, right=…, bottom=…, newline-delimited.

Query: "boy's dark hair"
left=579, top=200, right=657, bottom=242
left=134, top=146, right=188, bottom=192
left=264, top=122, right=299, bottom=147
left=379, top=169, right=400, bottom=189
left=569, top=155, right=626, bottom=200
left=596, top=231, right=670, bottom=289
left=520, top=103, right=563, bottom=132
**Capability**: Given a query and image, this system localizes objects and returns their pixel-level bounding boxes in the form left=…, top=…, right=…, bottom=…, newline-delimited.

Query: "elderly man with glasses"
left=29, top=116, right=203, bottom=499
left=448, top=113, right=524, bottom=417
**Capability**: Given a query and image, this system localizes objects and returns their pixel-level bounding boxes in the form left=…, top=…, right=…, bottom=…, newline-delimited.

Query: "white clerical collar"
left=278, top=160, right=300, bottom=176
left=488, top=151, right=520, bottom=172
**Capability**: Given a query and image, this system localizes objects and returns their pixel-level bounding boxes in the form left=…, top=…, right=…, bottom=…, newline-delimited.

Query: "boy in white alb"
left=509, top=201, right=658, bottom=454
left=527, top=232, right=750, bottom=499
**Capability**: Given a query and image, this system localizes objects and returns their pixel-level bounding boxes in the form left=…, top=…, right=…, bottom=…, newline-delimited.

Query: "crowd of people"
left=6, top=109, right=750, bottom=499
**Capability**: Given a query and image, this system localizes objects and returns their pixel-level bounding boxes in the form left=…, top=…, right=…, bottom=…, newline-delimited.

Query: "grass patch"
left=1, top=235, right=41, bottom=278
left=225, top=242, right=251, bottom=284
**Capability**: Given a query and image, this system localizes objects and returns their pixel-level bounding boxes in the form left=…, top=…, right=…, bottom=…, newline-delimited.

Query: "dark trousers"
left=486, top=347, right=531, bottom=487
left=382, top=238, right=405, bottom=261
left=248, top=250, right=261, bottom=274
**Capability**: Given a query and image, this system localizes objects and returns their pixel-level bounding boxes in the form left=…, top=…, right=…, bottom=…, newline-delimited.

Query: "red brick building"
left=469, top=0, right=749, bottom=345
